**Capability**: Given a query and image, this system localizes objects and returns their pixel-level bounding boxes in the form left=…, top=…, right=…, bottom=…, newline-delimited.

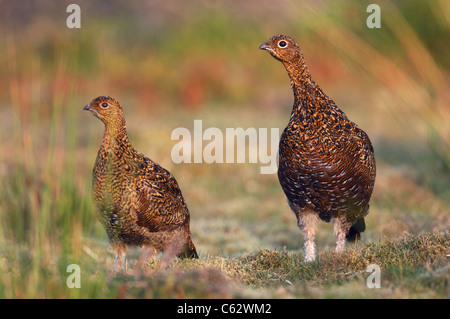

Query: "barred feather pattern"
left=260, top=35, right=376, bottom=260
left=86, top=96, right=198, bottom=264
left=278, top=82, right=376, bottom=223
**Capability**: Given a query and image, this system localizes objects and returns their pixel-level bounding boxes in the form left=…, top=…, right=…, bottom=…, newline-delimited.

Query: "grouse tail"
left=346, top=217, right=366, bottom=242
left=177, top=238, right=198, bottom=259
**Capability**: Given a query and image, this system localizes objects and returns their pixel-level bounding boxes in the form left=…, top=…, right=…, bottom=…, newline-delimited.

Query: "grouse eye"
left=101, top=102, right=109, bottom=109
left=278, top=40, right=287, bottom=48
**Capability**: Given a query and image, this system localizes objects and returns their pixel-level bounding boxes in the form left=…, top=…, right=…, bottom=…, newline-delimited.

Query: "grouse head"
left=259, top=35, right=303, bottom=64
left=84, top=96, right=125, bottom=127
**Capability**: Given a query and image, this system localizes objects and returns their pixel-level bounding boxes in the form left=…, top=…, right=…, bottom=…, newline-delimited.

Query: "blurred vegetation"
left=0, top=0, right=448, bottom=298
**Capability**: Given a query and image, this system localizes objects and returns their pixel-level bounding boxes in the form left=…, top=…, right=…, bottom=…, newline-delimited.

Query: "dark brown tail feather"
left=346, top=218, right=365, bottom=242
left=177, top=238, right=198, bottom=259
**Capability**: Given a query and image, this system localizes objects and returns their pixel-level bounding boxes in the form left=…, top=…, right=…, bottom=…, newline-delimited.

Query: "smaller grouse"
left=260, top=35, right=376, bottom=261
left=84, top=96, right=198, bottom=273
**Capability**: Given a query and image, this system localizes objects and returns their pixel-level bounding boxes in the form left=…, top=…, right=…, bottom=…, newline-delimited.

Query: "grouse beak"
left=259, top=42, right=273, bottom=53
left=259, top=43, right=269, bottom=50
left=84, top=103, right=102, bottom=120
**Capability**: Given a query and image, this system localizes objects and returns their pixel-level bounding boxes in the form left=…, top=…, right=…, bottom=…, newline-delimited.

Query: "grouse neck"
left=102, top=118, right=130, bottom=149
left=288, top=71, right=333, bottom=125
left=283, top=56, right=313, bottom=87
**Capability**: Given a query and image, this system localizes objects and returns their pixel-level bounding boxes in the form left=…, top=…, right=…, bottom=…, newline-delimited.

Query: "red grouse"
left=84, top=96, right=198, bottom=273
left=260, top=35, right=376, bottom=261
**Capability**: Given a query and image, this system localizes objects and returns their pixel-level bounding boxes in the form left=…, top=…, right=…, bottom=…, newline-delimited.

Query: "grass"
left=2, top=229, right=446, bottom=298
left=110, top=229, right=449, bottom=298
left=0, top=1, right=449, bottom=299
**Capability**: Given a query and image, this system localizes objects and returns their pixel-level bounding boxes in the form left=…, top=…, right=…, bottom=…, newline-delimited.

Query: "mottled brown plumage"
left=260, top=35, right=376, bottom=261
left=84, top=96, right=198, bottom=272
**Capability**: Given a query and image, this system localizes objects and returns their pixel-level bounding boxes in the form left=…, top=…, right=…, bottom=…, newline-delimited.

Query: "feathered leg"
left=113, top=244, right=126, bottom=275
left=135, top=246, right=157, bottom=269
left=297, top=209, right=319, bottom=262
left=332, top=217, right=351, bottom=253
left=132, top=246, right=157, bottom=279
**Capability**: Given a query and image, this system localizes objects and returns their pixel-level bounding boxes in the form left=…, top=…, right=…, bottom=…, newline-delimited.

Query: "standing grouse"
left=260, top=35, right=376, bottom=261
left=84, top=96, right=198, bottom=273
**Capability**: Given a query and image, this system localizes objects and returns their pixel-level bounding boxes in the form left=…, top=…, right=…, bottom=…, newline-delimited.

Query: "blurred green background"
left=0, top=0, right=448, bottom=298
